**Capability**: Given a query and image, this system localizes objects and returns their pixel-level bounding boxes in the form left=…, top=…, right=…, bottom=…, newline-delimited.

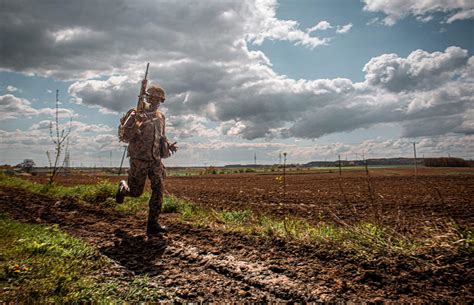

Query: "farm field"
left=1, top=167, right=473, bottom=302
left=165, top=167, right=474, bottom=233
left=27, top=166, right=474, bottom=233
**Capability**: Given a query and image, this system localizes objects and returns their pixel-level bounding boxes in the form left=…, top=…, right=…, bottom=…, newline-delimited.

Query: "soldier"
left=116, top=85, right=177, bottom=236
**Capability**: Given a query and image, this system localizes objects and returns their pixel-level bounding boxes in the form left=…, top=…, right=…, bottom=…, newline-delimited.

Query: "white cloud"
left=244, top=1, right=330, bottom=49
left=168, top=114, right=220, bottom=139
left=68, top=76, right=137, bottom=112
left=363, top=46, right=469, bottom=92
left=0, top=0, right=332, bottom=81
left=29, top=120, right=112, bottom=140
left=362, top=0, right=474, bottom=25
left=6, top=85, right=20, bottom=93
left=307, top=21, right=333, bottom=33
left=0, top=116, right=122, bottom=166
left=66, top=47, right=473, bottom=141
left=0, top=0, right=473, bottom=159
left=336, top=23, right=353, bottom=34
left=0, top=94, right=77, bottom=120
left=447, top=9, right=474, bottom=23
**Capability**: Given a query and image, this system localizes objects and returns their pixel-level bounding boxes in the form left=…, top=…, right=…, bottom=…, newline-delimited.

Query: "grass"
left=0, top=213, right=174, bottom=302
left=0, top=175, right=117, bottom=206
left=0, top=174, right=175, bottom=216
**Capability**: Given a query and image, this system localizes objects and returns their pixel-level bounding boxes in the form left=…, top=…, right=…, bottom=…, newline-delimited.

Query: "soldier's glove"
left=169, top=142, right=178, bottom=154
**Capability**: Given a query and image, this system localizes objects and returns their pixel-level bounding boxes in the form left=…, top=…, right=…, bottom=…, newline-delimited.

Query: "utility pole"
left=338, top=154, right=342, bottom=177
left=283, top=152, right=287, bottom=195
left=254, top=152, right=257, bottom=166
left=279, top=152, right=282, bottom=166
left=413, top=142, right=417, bottom=177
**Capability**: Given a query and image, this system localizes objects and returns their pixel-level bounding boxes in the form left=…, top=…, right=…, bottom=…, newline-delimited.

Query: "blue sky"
left=1, top=0, right=473, bottom=167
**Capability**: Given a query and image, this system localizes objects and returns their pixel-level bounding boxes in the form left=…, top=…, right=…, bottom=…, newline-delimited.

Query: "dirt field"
left=5, top=167, right=473, bottom=301
left=27, top=167, right=474, bottom=234
left=166, top=168, right=474, bottom=233
left=1, top=186, right=472, bottom=302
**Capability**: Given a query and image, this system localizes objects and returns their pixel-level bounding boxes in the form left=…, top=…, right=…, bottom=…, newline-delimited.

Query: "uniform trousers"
left=126, top=158, right=166, bottom=235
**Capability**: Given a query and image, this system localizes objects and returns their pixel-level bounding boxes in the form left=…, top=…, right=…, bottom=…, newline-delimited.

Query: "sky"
left=0, top=0, right=473, bottom=167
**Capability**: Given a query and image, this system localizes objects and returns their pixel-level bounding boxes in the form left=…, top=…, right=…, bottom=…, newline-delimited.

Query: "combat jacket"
left=123, top=109, right=171, bottom=161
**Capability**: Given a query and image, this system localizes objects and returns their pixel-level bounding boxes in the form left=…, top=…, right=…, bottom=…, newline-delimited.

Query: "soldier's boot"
left=146, top=223, right=167, bottom=236
left=115, top=180, right=129, bottom=204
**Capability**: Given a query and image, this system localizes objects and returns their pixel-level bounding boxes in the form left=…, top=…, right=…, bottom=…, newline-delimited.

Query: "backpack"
left=118, top=108, right=136, bottom=143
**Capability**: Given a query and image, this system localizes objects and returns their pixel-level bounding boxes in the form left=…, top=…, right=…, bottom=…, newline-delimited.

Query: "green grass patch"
left=0, top=174, right=172, bottom=216
left=0, top=213, right=173, bottom=302
left=219, top=209, right=253, bottom=225
left=0, top=175, right=117, bottom=206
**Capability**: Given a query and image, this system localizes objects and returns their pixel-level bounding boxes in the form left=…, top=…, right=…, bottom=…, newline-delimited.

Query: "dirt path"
left=1, top=186, right=472, bottom=302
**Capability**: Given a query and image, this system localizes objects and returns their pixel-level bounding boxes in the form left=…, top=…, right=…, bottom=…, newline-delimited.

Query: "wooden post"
left=413, top=142, right=417, bottom=177
left=338, top=154, right=342, bottom=177
left=283, top=152, right=287, bottom=195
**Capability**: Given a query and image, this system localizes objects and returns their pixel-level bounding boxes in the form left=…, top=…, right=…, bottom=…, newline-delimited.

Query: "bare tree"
left=46, top=89, right=72, bottom=184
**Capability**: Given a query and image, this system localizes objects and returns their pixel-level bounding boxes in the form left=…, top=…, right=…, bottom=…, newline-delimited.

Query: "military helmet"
left=147, top=85, right=166, bottom=101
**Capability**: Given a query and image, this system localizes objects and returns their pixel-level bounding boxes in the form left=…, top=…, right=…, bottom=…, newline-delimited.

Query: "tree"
left=19, top=159, right=35, bottom=173
left=46, top=89, right=71, bottom=184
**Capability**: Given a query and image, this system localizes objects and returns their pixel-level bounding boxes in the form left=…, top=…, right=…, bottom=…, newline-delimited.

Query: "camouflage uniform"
left=119, top=86, right=174, bottom=235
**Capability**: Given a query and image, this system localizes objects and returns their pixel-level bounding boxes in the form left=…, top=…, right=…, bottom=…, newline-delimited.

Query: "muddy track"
left=1, top=186, right=473, bottom=302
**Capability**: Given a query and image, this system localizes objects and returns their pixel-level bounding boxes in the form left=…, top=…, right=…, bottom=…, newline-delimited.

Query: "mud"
left=1, top=186, right=472, bottom=302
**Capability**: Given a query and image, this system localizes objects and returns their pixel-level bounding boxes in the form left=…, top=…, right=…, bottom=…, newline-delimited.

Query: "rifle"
left=136, top=62, right=150, bottom=111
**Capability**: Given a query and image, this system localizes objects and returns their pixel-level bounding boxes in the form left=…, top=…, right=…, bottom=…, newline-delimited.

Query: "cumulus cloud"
left=168, top=114, right=220, bottom=139
left=307, top=21, right=333, bottom=33
left=0, top=0, right=331, bottom=80
left=362, top=0, right=474, bottom=25
left=0, top=0, right=473, bottom=149
left=0, top=117, right=121, bottom=166
left=363, top=46, right=469, bottom=92
left=5, top=85, right=20, bottom=93
left=68, top=47, right=472, bottom=141
left=336, top=23, right=353, bottom=34
left=0, top=94, right=76, bottom=120
left=245, top=1, right=330, bottom=48
left=68, top=76, right=137, bottom=113
left=29, top=120, right=113, bottom=134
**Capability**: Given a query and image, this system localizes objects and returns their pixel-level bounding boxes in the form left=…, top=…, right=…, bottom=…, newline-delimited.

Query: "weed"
left=162, top=195, right=183, bottom=213
left=219, top=209, right=253, bottom=225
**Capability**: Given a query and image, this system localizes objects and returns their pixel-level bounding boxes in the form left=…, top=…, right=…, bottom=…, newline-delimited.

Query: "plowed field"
left=5, top=167, right=472, bottom=301
left=28, top=167, right=474, bottom=234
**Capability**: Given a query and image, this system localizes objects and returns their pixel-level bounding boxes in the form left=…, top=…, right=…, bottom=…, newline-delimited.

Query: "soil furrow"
left=1, top=186, right=472, bottom=302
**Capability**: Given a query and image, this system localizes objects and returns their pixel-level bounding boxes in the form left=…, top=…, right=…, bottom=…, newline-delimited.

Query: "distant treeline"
left=424, top=157, right=472, bottom=167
